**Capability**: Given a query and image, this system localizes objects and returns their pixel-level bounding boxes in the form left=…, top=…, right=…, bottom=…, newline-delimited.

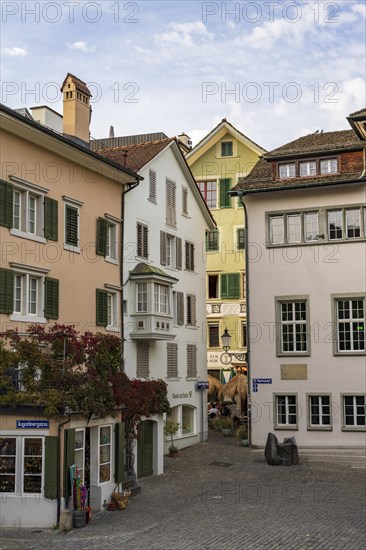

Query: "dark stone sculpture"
left=264, top=433, right=299, bottom=466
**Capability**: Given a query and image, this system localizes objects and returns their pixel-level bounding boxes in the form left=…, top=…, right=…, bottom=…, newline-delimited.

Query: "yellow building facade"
left=186, top=119, right=266, bottom=382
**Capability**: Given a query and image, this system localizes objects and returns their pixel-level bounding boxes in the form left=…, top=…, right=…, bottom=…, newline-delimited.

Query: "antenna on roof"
left=109, top=125, right=115, bottom=138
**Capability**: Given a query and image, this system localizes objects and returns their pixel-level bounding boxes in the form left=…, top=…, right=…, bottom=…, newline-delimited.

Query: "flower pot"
left=169, top=450, right=179, bottom=458
left=222, top=428, right=231, bottom=437
left=73, top=510, right=86, bottom=528
left=240, top=438, right=249, bottom=447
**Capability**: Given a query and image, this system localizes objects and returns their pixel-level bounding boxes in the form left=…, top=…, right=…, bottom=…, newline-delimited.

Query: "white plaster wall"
left=1, top=496, right=57, bottom=528
left=246, top=185, right=366, bottom=447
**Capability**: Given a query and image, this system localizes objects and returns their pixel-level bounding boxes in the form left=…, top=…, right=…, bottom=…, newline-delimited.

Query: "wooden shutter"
left=63, top=428, right=75, bottom=500
left=177, top=292, right=184, bottom=325
left=44, top=277, right=59, bottom=319
left=114, top=422, right=125, bottom=484
left=96, top=289, right=108, bottom=326
left=96, top=217, right=108, bottom=256
left=166, top=180, right=176, bottom=226
left=160, top=231, right=167, bottom=265
left=44, top=197, right=58, bottom=241
left=137, top=341, right=149, bottom=378
left=65, top=205, right=78, bottom=246
left=143, top=225, right=148, bottom=258
left=191, top=295, right=196, bottom=325
left=182, top=187, right=188, bottom=215
left=187, top=344, right=197, bottom=378
left=0, top=268, right=14, bottom=314
left=221, top=273, right=240, bottom=299
left=219, top=178, right=231, bottom=208
left=176, top=237, right=182, bottom=269
left=185, top=241, right=190, bottom=270
left=187, top=295, right=196, bottom=326
left=0, top=180, right=13, bottom=228
left=44, top=436, right=58, bottom=499
left=137, top=224, right=148, bottom=259
left=167, top=343, right=178, bottom=377
left=149, top=170, right=156, bottom=202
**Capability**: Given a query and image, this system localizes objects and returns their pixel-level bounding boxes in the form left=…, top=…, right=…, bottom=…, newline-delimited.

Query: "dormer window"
left=279, top=163, right=296, bottom=178
left=299, top=161, right=316, bottom=177
left=320, top=158, right=338, bottom=174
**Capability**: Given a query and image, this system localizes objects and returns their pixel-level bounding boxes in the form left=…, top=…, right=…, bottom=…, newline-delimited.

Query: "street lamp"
left=220, top=328, right=246, bottom=366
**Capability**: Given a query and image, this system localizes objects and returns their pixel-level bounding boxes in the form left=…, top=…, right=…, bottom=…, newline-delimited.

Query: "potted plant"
left=164, top=421, right=180, bottom=457
left=221, top=417, right=234, bottom=436
left=209, top=417, right=223, bottom=432
left=235, top=425, right=249, bottom=446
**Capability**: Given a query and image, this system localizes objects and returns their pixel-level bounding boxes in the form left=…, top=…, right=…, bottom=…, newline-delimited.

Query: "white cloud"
left=155, top=21, right=213, bottom=48
left=1, top=47, right=27, bottom=57
left=70, top=41, right=95, bottom=53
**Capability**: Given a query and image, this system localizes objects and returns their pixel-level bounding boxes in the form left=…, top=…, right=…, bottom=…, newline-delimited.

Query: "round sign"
left=220, top=352, right=232, bottom=365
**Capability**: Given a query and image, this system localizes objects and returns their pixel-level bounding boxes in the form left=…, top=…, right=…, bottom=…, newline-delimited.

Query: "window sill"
left=105, top=257, right=119, bottom=266
left=267, top=238, right=366, bottom=248
left=10, top=313, right=46, bottom=324
left=166, top=377, right=181, bottom=381
left=10, top=229, right=46, bottom=244
left=277, top=353, right=310, bottom=358
left=186, top=377, right=198, bottom=381
left=334, top=351, right=366, bottom=356
left=64, top=243, right=80, bottom=254
left=307, top=426, right=332, bottom=431
left=185, top=325, right=198, bottom=330
left=341, top=427, right=366, bottom=432
left=274, top=425, right=298, bottom=430
left=106, top=325, right=119, bottom=333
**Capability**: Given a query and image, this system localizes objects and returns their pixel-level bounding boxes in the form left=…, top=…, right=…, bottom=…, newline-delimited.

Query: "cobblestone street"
left=1, top=432, right=365, bottom=550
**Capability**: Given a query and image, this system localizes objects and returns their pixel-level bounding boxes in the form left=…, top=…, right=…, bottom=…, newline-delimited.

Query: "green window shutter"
left=0, top=180, right=13, bottom=228
left=45, top=277, right=59, bottom=319
left=114, top=422, right=126, bottom=484
left=221, top=274, right=228, bottom=299
left=0, top=268, right=14, bottom=314
left=63, top=428, right=75, bottom=500
left=219, top=179, right=231, bottom=208
left=221, top=273, right=240, bottom=299
left=44, top=197, right=58, bottom=241
left=65, top=205, right=78, bottom=246
left=44, top=436, right=58, bottom=500
left=96, top=289, right=108, bottom=326
left=96, top=217, right=108, bottom=256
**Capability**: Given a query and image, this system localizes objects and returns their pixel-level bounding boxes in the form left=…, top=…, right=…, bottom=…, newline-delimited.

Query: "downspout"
left=237, top=190, right=252, bottom=447
left=57, top=414, right=71, bottom=525
left=120, top=179, right=140, bottom=370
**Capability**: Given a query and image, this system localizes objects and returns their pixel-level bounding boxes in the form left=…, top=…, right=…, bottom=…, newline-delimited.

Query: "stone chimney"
left=61, top=73, right=92, bottom=143
left=177, top=132, right=192, bottom=150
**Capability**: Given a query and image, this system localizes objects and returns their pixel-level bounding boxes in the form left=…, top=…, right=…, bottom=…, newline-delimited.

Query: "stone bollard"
left=59, top=510, right=72, bottom=532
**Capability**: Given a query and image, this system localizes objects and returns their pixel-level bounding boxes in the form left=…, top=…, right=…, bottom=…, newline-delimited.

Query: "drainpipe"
left=237, top=191, right=252, bottom=447
left=120, top=179, right=140, bottom=370
left=57, top=414, right=71, bottom=525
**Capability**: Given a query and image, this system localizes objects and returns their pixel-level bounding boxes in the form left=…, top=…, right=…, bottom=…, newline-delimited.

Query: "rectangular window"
left=166, top=179, right=176, bottom=227
left=23, top=437, right=43, bottom=493
left=182, top=406, right=194, bottom=434
left=287, top=214, right=301, bottom=244
left=241, top=323, right=247, bottom=348
left=309, top=395, right=331, bottom=428
left=187, top=344, right=197, bottom=378
left=208, top=324, right=220, bottom=348
left=300, top=161, right=316, bottom=177
left=99, top=426, right=111, bottom=483
left=154, top=283, right=169, bottom=314
left=65, top=204, right=79, bottom=247
left=346, top=208, right=361, bottom=238
left=279, top=299, right=308, bottom=354
left=167, top=343, right=178, bottom=378
left=182, top=187, right=188, bottom=216
left=186, top=294, right=196, bottom=326
left=237, top=228, right=245, bottom=250
left=106, top=222, right=117, bottom=260
left=13, top=191, right=21, bottom=230
left=221, top=273, right=240, bottom=299
left=75, top=430, right=85, bottom=484
left=137, top=341, right=149, bottom=378
left=336, top=298, right=365, bottom=352
left=279, top=163, right=295, bottom=178
left=11, top=188, right=43, bottom=237
left=185, top=241, right=195, bottom=272
left=304, top=212, right=319, bottom=242
left=198, top=181, right=217, bottom=209
left=270, top=216, right=284, bottom=244
left=149, top=170, right=156, bottom=203
left=275, top=395, right=297, bottom=427
left=137, top=223, right=148, bottom=259
left=320, top=158, right=338, bottom=174
left=137, top=283, right=147, bottom=313
left=328, top=210, right=343, bottom=240
left=206, top=230, right=219, bottom=252
left=12, top=273, right=45, bottom=320
left=0, top=437, right=16, bottom=493
left=343, top=395, right=366, bottom=428
left=221, top=141, right=233, bottom=157
left=107, top=292, right=118, bottom=329
left=208, top=275, right=219, bottom=299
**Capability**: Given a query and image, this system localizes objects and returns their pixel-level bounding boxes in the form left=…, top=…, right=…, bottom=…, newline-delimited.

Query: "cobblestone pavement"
left=1, top=431, right=365, bottom=550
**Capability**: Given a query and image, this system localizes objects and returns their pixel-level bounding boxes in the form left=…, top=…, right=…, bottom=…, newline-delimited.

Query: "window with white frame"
left=23, top=437, right=43, bottom=493
left=269, top=216, right=285, bottom=244
left=0, top=437, right=17, bottom=493
left=137, top=283, right=147, bottom=313
left=277, top=299, right=308, bottom=354
left=167, top=406, right=196, bottom=437
left=335, top=298, right=365, bottom=353
left=279, top=163, right=296, bottom=178
left=221, top=141, right=233, bottom=157
left=99, top=426, right=111, bottom=483
left=343, top=395, right=366, bottom=428
left=154, top=283, right=169, bottom=314
left=75, top=429, right=85, bottom=483
left=320, top=158, right=338, bottom=174
left=308, top=395, right=331, bottom=428
left=275, top=395, right=297, bottom=427
left=304, top=212, right=319, bottom=242
left=198, top=181, right=217, bottom=209
left=182, top=406, right=194, bottom=434
left=299, top=161, right=316, bottom=177
left=287, top=214, right=301, bottom=243
left=206, top=230, right=219, bottom=252
left=106, top=291, right=118, bottom=330
left=328, top=210, right=343, bottom=240
left=12, top=186, right=44, bottom=237
left=12, top=272, right=45, bottom=322
left=346, top=208, right=361, bottom=238
left=106, top=222, right=117, bottom=261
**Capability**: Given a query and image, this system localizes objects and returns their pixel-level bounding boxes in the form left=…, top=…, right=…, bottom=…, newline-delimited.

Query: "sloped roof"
left=266, top=130, right=362, bottom=159
left=130, top=262, right=178, bottom=281
left=186, top=118, right=266, bottom=159
left=60, top=73, right=91, bottom=96
left=97, top=138, right=174, bottom=172
left=348, top=108, right=366, bottom=119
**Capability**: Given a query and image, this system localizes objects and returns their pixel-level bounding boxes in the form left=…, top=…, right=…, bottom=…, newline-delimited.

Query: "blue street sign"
left=16, top=420, right=49, bottom=429
left=253, top=378, right=272, bottom=384
left=197, top=381, right=209, bottom=390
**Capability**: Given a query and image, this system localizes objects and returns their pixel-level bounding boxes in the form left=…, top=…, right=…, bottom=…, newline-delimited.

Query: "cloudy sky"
left=1, top=0, right=365, bottom=150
